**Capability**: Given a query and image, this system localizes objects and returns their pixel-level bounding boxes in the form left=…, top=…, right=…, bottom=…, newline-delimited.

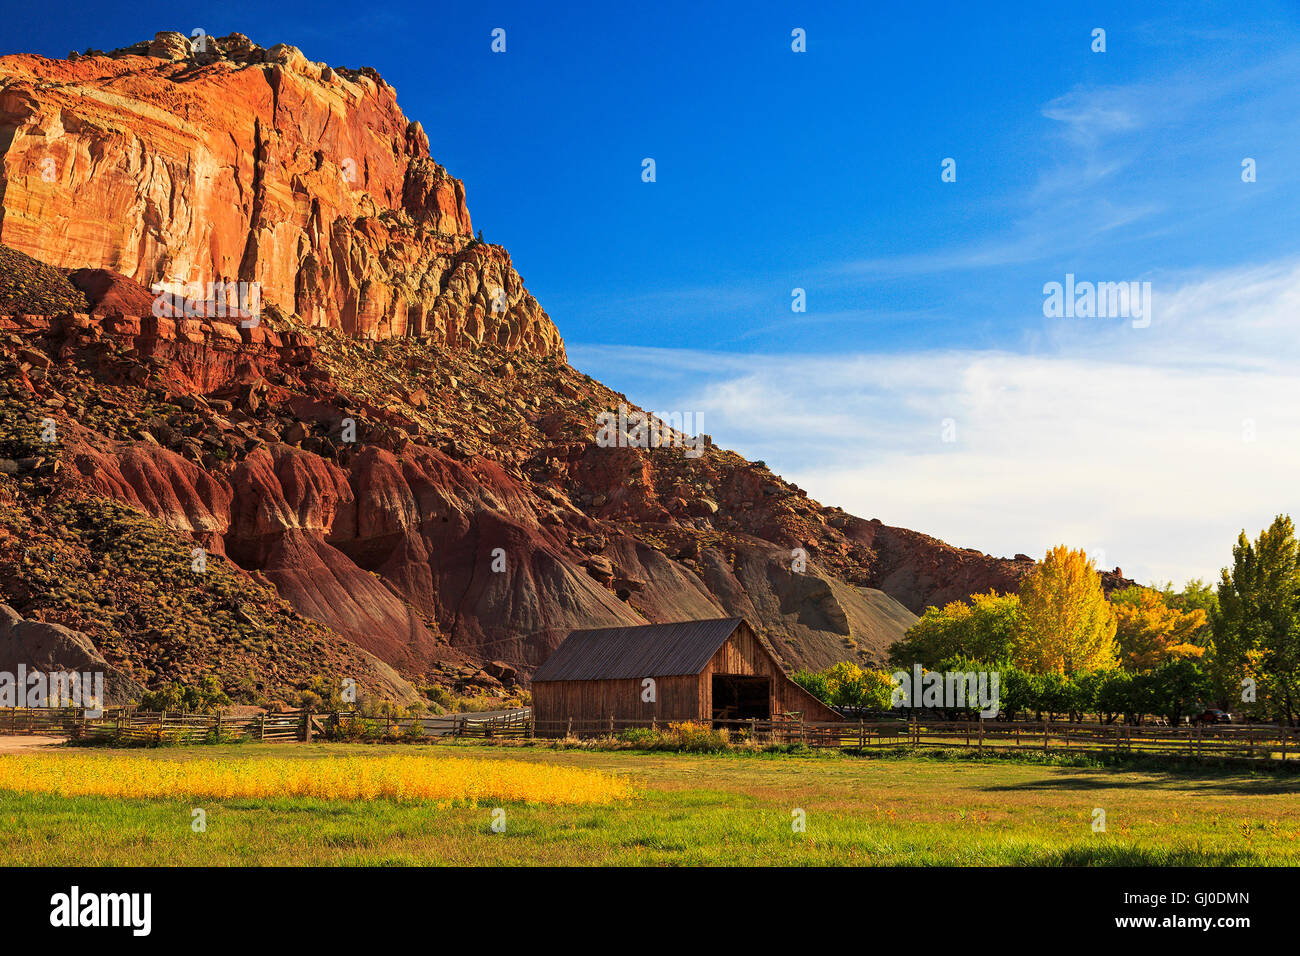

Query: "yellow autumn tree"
left=1014, top=546, right=1117, bottom=673
left=1112, top=588, right=1206, bottom=671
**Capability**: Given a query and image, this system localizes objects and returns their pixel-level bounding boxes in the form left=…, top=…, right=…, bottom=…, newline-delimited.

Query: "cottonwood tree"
left=1015, top=546, right=1117, bottom=673
left=1111, top=587, right=1207, bottom=671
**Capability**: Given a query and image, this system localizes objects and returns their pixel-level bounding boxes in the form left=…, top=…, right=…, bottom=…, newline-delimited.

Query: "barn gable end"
left=531, top=618, right=842, bottom=728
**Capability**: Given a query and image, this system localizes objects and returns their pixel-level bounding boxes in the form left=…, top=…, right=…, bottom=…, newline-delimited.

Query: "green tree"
left=1136, top=658, right=1210, bottom=726
left=797, top=663, right=893, bottom=710
left=1095, top=670, right=1136, bottom=724
left=1213, top=516, right=1300, bottom=723
left=888, top=591, right=1020, bottom=668
left=998, top=666, right=1035, bottom=721
left=1151, top=578, right=1220, bottom=624
left=792, top=669, right=831, bottom=705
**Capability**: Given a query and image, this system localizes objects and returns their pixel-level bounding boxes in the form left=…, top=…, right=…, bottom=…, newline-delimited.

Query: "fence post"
left=566, top=716, right=573, bottom=739
left=978, top=718, right=984, bottom=754
left=1043, top=720, right=1049, bottom=752
left=303, top=707, right=313, bottom=743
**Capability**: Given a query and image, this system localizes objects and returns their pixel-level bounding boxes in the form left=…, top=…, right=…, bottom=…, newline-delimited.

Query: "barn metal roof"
left=531, top=618, right=745, bottom=681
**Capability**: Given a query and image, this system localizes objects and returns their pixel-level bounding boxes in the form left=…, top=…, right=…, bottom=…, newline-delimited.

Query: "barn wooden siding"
left=531, top=618, right=841, bottom=726
left=531, top=675, right=700, bottom=724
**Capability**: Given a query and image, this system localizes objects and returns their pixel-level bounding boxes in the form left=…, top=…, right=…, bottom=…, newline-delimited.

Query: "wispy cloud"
left=825, top=46, right=1300, bottom=286
left=568, top=258, right=1300, bottom=587
left=1041, top=87, right=1144, bottom=148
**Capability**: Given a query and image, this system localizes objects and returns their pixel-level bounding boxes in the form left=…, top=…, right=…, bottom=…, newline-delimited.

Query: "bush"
left=139, top=676, right=231, bottom=714
left=612, top=722, right=733, bottom=752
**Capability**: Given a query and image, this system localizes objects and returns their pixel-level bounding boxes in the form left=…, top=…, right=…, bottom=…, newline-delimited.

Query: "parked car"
left=1193, top=708, right=1234, bottom=724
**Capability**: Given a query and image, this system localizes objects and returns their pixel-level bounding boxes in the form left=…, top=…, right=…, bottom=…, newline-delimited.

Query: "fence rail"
left=0, top=707, right=1294, bottom=761
left=527, top=715, right=1298, bottom=761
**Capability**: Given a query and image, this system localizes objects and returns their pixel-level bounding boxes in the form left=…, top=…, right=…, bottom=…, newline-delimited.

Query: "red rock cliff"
left=0, top=32, right=564, bottom=356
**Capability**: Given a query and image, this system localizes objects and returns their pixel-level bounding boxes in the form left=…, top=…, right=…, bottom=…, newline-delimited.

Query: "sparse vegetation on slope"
left=0, top=245, right=89, bottom=316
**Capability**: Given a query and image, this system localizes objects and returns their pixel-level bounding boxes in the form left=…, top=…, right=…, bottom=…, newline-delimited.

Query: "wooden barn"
left=530, top=617, right=841, bottom=729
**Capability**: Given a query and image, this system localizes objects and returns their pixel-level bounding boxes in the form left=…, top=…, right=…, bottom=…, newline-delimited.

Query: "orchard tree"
left=1214, top=515, right=1300, bottom=724
left=793, top=663, right=892, bottom=710
left=1144, top=658, right=1212, bottom=726
left=1015, top=546, right=1117, bottom=673
left=888, top=591, right=1020, bottom=668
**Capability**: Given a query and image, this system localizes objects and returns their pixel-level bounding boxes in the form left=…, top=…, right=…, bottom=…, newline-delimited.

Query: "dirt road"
left=0, top=735, right=65, bottom=754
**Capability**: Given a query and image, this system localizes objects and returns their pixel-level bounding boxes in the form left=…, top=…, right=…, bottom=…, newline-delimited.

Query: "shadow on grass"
left=1011, top=844, right=1265, bottom=866
left=846, top=746, right=1300, bottom=793
left=982, top=769, right=1300, bottom=796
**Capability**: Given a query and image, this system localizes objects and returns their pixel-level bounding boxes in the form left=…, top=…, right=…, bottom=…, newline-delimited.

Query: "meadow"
left=0, top=742, right=1297, bottom=865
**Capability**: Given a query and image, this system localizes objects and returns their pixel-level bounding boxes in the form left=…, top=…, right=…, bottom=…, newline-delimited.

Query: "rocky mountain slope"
left=0, top=33, right=1127, bottom=705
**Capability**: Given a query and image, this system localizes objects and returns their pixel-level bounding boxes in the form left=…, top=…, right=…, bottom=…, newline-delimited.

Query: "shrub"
left=611, top=722, right=733, bottom=752
left=139, top=676, right=231, bottom=714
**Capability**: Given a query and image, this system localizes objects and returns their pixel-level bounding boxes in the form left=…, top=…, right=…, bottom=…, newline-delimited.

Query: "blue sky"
left=6, top=1, right=1300, bottom=583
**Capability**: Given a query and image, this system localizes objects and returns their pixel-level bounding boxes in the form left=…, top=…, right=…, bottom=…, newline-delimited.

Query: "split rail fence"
left=1, top=708, right=1296, bottom=761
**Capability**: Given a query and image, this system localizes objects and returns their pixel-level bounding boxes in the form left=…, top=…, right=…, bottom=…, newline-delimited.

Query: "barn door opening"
left=711, top=675, right=771, bottom=722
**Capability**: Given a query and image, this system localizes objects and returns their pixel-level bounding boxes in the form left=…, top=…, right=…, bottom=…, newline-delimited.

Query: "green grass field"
left=2, top=742, right=1298, bottom=865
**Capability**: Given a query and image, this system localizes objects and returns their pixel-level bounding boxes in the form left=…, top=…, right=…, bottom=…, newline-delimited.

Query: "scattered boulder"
left=68, top=268, right=156, bottom=317
left=483, top=660, right=517, bottom=684
left=0, top=604, right=143, bottom=705
left=148, top=31, right=191, bottom=61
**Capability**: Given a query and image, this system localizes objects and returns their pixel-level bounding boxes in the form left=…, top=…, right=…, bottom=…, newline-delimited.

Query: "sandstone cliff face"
left=0, top=33, right=564, bottom=355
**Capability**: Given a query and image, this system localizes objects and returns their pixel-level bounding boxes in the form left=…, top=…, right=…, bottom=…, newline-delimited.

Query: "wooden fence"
left=528, top=715, right=1300, bottom=761
left=0, top=708, right=537, bottom=743
left=72, top=709, right=310, bottom=744
left=2, top=707, right=1295, bottom=761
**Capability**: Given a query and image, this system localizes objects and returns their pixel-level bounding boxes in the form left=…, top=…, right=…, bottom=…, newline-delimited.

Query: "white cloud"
left=568, top=258, right=1300, bottom=588
left=1041, top=87, right=1145, bottom=148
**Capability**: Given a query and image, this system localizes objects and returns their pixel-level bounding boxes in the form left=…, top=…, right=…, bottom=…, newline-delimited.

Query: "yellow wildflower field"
left=0, top=753, right=632, bottom=806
